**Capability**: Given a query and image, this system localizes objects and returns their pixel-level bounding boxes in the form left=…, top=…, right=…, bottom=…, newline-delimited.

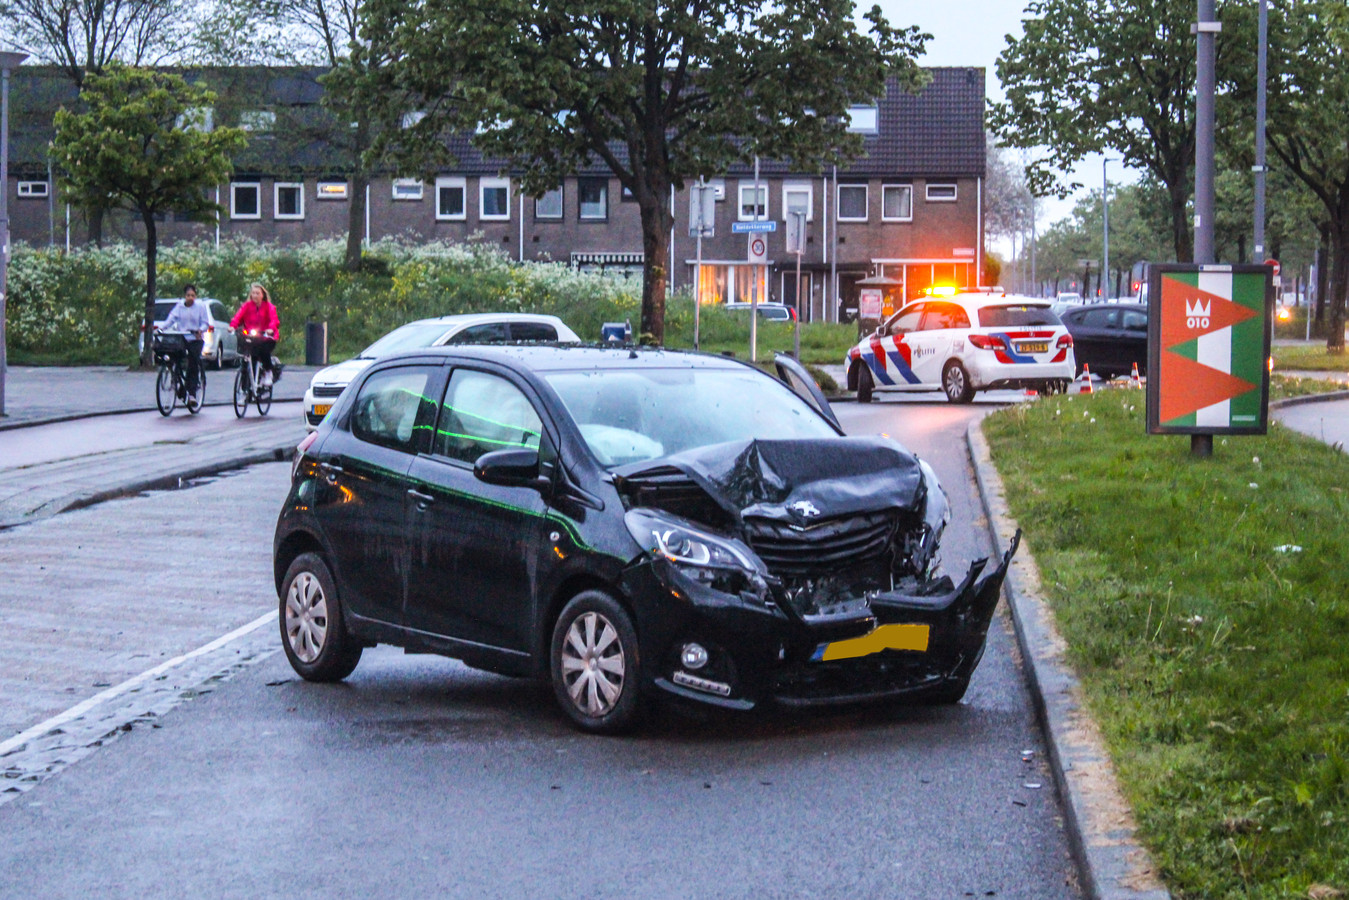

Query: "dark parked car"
left=274, top=346, right=1015, bottom=733
left=1059, top=302, right=1149, bottom=379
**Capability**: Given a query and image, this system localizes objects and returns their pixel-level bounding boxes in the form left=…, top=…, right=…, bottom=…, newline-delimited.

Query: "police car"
left=845, top=289, right=1075, bottom=403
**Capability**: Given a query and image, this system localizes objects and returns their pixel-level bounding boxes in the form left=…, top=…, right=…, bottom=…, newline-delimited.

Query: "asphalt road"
left=0, top=399, right=1079, bottom=899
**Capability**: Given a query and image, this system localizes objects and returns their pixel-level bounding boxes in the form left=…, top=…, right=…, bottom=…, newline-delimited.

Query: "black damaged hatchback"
left=274, top=346, right=1016, bottom=733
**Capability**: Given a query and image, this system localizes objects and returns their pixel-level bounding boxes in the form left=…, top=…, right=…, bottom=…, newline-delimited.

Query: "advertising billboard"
left=1146, top=264, right=1273, bottom=435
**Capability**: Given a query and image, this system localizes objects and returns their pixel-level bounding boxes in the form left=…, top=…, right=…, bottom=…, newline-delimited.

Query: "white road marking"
left=0, top=610, right=277, bottom=758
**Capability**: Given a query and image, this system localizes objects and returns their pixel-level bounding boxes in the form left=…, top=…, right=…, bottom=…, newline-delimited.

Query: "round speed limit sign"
left=749, top=237, right=767, bottom=263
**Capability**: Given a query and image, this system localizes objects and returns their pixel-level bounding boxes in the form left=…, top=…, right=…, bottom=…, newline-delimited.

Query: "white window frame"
left=881, top=184, right=914, bottom=222
left=737, top=183, right=768, bottom=220
left=926, top=183, right=958, bottom=202
left=479, top=176, right=511, bottom=221
left=435, top=176, right=467, bottom=221
left=239, top=110, right=276, bottom=133
left=230, top=182, right=261, bottom=220
left=17, top=181, right=49, bottom=198
left=578, top=178, right=608, bottom=220
left=836, top=183, right=868, bottom=222
left=391, top=178, right=424, bottom=201
left=846, top=106, right=879, bottom=134
left=535, top=187, right=563, bottom=220
left=781, top=181, right=813, bottom=223
left=274, top=182, right=305, bottom=220
left=316, top=180, right=349, bottom=201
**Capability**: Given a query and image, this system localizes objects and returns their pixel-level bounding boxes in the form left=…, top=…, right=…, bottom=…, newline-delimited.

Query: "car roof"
left=401, top=312, right=571, bottom=328
left=377, top=344, right=755, bottom=373
left=905, top=292, right=1052, bottom=314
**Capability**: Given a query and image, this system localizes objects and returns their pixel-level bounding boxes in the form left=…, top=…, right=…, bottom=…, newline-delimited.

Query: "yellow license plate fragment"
left=812, top=623, right=930, bottom=662
left=1017, top=342, right=1048, bottom=353
left=312, top=404, right=331, bottom=417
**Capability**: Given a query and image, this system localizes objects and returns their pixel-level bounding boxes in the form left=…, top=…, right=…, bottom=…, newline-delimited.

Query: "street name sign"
left=731, top=220, right=777, bottom=234
left=1146, top=263, right=1272, bottom=435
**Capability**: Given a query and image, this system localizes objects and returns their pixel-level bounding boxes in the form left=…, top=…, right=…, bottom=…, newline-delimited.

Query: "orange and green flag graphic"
left=1147, top=265, right=1271, bottom=434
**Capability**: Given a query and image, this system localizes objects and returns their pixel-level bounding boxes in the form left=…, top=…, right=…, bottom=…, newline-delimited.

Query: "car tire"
left=856, top=363, right=874, bottom=403
left=942, top=361, right=974, bottom=404
left=550, top=590, right=642, bottom=734
left=279, top=552, right=362, bottom=682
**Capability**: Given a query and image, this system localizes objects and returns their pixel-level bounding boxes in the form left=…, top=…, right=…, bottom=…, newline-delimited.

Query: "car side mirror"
left=874, top=325, right=886, bottom=337
left=474, top=448, right=546, bottom=489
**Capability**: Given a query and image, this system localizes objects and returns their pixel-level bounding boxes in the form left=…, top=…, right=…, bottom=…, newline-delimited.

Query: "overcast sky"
left=873, top=0, right=1135, bottom=229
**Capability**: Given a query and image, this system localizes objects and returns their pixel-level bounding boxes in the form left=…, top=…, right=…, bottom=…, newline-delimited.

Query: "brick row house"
left=6, top=66, right=986, bottom=321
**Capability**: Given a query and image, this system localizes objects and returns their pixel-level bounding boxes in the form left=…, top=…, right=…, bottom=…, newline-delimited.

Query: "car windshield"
left=358, top=322, right=453, bottom=359
left=978, top=305, right=1061, bottom=328
left=154, top=301, right=177, bottom=321
left=545, top=367, right=839, bottom=467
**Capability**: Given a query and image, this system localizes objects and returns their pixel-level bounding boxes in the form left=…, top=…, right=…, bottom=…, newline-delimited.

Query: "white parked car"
left=303, top=313, right=581, bottom=429
left=844, top=291, right=1075, bottom=403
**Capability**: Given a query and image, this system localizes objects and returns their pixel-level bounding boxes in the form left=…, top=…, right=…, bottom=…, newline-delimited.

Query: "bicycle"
left=153, top=331, right=205, bottom=416
left=233, top=330, right=274, bottom=418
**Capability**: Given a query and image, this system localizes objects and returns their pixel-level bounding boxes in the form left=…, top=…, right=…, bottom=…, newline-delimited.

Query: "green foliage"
left=991, top=0, right=1197, bottom=261
left=984, top=395, right=1349, bottom=897
left=342, top=0, right=928, bottom=342
left=4, top=238, right=642, bottom=364
left=51, top=66, right=246, bottom=222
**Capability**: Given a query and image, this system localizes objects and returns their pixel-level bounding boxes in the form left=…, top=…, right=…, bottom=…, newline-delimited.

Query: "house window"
left=926, top=183, right=958, bottom=202
left=436, top=177, right=466, bottom=220
left=230, top=182, right=260, bottom=220
left=392, top=179, right=423, bottom=201
left=274, top=182, right=304, bottom=219
left=480, top=177, right=511, bottom=220
left=177, top=107, right=213, bottom=132
left=846, top=106, right=878, bottom=134
left=239, top=110, right=275, bottom=133
left=535, top=187, right=563, bottom=219
left=837, top=184, right=868, bottom=222
left=17, top=181, right=49, bottom=198
left=882, top=185, right=913, bottom=221
left=782, top=182, right=812, bottom=223
left=316, top=180, right=349, bottom=200
left=738, top=183, right=767, bottom=220
left=578, top=178, right=608, bottom=220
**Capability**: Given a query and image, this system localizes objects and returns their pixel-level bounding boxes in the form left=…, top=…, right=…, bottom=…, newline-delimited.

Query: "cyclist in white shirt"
left=161, top=284, right=209, bottom=401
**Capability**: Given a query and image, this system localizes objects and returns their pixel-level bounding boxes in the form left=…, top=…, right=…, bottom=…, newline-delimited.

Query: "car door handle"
left=319, top=461, right=343, bottom=483
left=407, top=488, right=435, bottom=508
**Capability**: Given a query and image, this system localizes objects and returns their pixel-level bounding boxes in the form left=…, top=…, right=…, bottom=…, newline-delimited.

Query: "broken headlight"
left=625, top=509, right=770, bottom=597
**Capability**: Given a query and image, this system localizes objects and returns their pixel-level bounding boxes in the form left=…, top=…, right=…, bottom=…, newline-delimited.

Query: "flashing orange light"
left=924, top=285, right=958, bottom=298
left=1276, top=306, right=1292, bottom=321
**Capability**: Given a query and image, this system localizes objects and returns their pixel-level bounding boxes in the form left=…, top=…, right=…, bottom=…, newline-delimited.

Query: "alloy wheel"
left=285, top=571, right=329, bottom=663
left=559, top=611, right=626, bottom=717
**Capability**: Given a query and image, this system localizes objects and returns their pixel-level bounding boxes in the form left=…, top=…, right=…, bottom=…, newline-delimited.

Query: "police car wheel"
left=856, top=364, right=874, bottom=403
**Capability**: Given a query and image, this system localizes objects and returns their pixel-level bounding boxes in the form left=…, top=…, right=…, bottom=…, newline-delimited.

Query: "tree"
left=1224, top=0, right=1349, bottom=353
left=983, top=137, right=1034, bottom=290
left=343, top=0, right=927, bottom=344
left=991, top=0, right=1200, bottom=263
left=51, top=66, right=246, bottom=366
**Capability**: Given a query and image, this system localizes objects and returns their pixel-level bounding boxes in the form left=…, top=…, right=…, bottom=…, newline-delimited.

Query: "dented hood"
left=614, top=436, right=926, bottom=525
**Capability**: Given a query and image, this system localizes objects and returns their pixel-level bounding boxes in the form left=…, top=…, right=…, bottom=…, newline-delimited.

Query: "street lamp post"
left=1253, top=0, right=1268, bottom=261
left=1103, top=157, right=1118, bottom=300
left=0, top=51, right=31, bottom=419
left=1193, top=0, right=1219, bottom=456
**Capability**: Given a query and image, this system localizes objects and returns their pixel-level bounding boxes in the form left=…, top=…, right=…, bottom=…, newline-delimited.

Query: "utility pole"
left=751, top=155, right=760, bottom=362
left=1029, top=191, right=1037, bottom=296
left=1192, top=0, right=1219, bottom=456
left=0, top=51, right=31, bottom=419
left=1252, top=0, right=1268, bottom=262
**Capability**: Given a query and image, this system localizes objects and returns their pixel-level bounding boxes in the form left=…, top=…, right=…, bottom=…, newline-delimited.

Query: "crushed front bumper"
left=630, top=533, right=1020, bottom=710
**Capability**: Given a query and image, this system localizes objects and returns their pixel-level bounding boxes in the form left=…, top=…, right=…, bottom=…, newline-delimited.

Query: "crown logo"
left=1185, top=298, right=1211, bottom=319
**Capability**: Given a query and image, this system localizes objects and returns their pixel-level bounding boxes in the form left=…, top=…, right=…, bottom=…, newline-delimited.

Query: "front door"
left=909, top=300, right=973, bottom=385
left=312, top=363, right=441, bottom=626
left=404, top=367, right=552, bottom=652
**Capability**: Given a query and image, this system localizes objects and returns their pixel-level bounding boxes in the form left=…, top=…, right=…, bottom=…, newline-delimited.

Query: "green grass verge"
left=983, top=394, right=1349, bottom=898
left=1271, top=374, right=1349, bottom=401
left=1273, top=344, right=1349, bottom=373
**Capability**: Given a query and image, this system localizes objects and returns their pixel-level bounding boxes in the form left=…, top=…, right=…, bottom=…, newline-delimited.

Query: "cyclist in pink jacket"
left=230, top=283, right=282, bottom=386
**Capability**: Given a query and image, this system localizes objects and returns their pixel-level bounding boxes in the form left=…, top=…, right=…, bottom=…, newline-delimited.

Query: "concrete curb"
left=1269, top=388, right=1349, bottom=409
left=967, top=421, right=1170, bottom=900
left=0, top=398, right=302, bottom=432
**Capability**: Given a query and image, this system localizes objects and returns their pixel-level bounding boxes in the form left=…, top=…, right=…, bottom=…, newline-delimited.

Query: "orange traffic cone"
left=1078, top=364, right=1094, bottom=394
left=1024, top=387, right=1039, bottom=400
left=1130, top=362, right=1143, bottom=388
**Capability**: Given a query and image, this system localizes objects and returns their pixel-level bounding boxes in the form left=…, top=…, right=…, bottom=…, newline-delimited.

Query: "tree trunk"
left=1315, top=222, right=1331, bottom=331
left=345, top=116, right=371, bottom=272
left=1169, top=181, right=1192, bottom=263
left=141, top=211, right=158, bottom=369
left=1328, top=220, right=1347, bottom=356
left=637, top=192, right=673, bottom=345
left=89, top=206, right=105, bottom=248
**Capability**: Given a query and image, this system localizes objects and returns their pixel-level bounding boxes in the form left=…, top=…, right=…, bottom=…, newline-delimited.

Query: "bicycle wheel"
left=156, top=365, right=176, bottom=416
left=187, top=369, right=205, bottom=414
left=233, top=367, right=249, bottom=418
left=256, top=383, right=272, bottom=416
